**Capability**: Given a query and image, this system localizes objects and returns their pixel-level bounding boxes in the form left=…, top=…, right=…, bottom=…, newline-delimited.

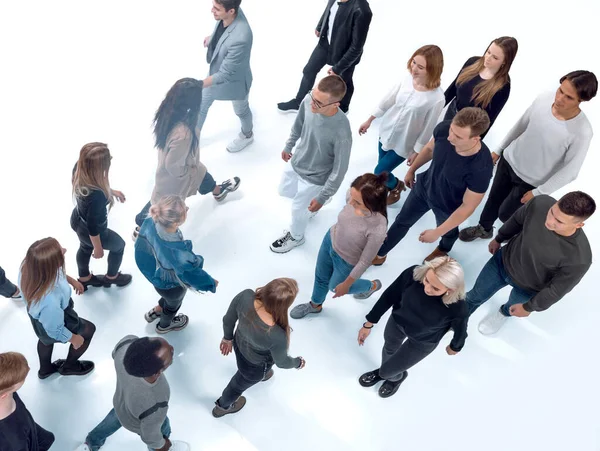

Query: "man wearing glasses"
left=271, top=76, right=352, bottom=253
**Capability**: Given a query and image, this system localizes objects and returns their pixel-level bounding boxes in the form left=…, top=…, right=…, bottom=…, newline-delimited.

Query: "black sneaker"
left=102, top=273, right=133, bottom=288
left=378, top=371, right=408, bottom=398
left=458, top=225, right=493, bottom=242
left=59, top=360, right=95, bottom=377
left=156, top=314, right=189, bottom=334
left=358, top=369, right=383, bottom=387
left=277, top=99, right=300, bottom=113
left=214, top=177, right=241, bottom=202
left=79, top=275, right=106, bottom=292
left=212, top=396, right=247, bottom=418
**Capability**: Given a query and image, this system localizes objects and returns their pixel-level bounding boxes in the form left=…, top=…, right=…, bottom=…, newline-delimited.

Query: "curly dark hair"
left=123, top=338, right=165, bottom=377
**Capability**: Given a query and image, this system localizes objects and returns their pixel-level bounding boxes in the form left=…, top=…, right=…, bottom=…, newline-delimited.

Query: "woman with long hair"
left=357, top=257, right=468, bottom=398
left=214, top=278, right=305, bottom=418
left=359, top=45, right=445, bottom=205
left=135, top=195, right=218, bottom=334
left=291, top=173, right=389, bottom=319
left=19, top=238, right=96, bottom=378
left=134, top=78, right=241, bottom=235
left=444, top=36, right=518, bottom=136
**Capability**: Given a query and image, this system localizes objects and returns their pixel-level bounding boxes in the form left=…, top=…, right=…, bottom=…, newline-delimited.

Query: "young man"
left=76, top=336, right=188, bottom=451
left=0, top=266, right=20, bottom=299
left=467, top=191, right=595, bottom=335
left=460, top=70, right=597, bottom=242
left=199, top=0, right=254, bottom=153
left=278, top=0, right=372, bottom=114
left=271, top=75, right=352, bottom=253
left=0, top=352, right=55, bottom=451
left=373, top=107, right=493, bottom=264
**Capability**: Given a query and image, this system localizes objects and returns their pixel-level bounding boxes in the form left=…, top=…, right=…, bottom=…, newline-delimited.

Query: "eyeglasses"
left=309, top=90, right=339, bottom=109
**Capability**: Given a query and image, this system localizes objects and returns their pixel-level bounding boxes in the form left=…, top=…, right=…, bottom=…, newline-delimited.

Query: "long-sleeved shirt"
left=223, top=289, right=301, bottom=369
left=496, top=91, right=593, bottom=196
left=284, top=95, right=352, bottom=205
left=373, top=74, right=445, bottom=155
left=495, top=195, right=592, bottom=312
left=0, top=393, right=55, bottom=451
left=366, top=266, right=468, bottom=352
left=75, top=188, right=109, bottom=236
left=112, top=335, right=170, bottom=450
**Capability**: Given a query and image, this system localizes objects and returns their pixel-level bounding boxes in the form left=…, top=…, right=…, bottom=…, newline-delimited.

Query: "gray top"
left=223, top=289, right=301, bottom=369
left=284, top=95, right=352, bottom=205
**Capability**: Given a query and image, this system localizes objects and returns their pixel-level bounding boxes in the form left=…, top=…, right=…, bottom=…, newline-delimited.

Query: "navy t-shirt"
left=0, top=393, right=55, bottom=451
left=418, top=120, right=493, bottom=212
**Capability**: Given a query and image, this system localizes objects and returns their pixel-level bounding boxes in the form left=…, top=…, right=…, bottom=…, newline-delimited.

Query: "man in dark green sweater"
left=466, top=191, right=595, bottom=335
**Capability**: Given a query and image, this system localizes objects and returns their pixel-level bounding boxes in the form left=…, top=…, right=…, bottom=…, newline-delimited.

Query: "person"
left=0, top=266, right=20, bottom=299
left=357, top=257, right=468, bottom=398
left=20, top=238, right=96, bottom=378
left=466, top=191, right=595, bottom=335
left=214, top=279, right=305, bottom=417
left=71, top=142, right=132, bottom=290
left=373, top=107, right=493, bottom=264
left=459, top=70, right=598, bottom=242
left=76, top=335, right=189, bottom=451
left=135, top=196, right=218, bottom=334
left=277, top=0, right=372, bottom=113
left=359, top=45, right=445, bottom=205
left=271, top=75, right=352, bottom=253
left=0, top=352, right=55, bottom=450
left=290, top=173, right=388, bottom=319
left=444, top=36, right=518, bottom=136
left=134, top=78, right=241, bottom=233
left=198, top=0, right=254, bottom=153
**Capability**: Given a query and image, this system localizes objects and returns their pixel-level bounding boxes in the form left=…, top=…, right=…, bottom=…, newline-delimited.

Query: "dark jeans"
left=374, top=141, right=406, bottom=190
left=217, top=341, right=272, bottom=409
left=295, top=41, right=356, bottom=112
left=135, top=172, right=217, bottom=226
left=0, top=266, right=18, bottom=298
left=36, top=318, right=96, bottom=373
left=378, top=185, right=459, bottom=256
left=478, top=157, right=536, bottom=231
left=155, top=286, right=187, bottom=328
left=379, top=316, right=437, bottom=382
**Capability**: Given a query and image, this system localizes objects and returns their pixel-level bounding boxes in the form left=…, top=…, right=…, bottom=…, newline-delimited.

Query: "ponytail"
left=149, top=196, right=187, bottom=228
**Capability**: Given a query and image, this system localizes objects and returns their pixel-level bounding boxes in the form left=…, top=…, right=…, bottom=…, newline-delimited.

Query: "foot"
left=214, top=177, right=241, bottom=202
left=262, top=368, right=274, bottom=382
left=353, top=279, right=382, bottom=300
left=424, top=247, right=448, bottom=263
left=132, top=226, right=140, bottom=242
left=59, top=360, right=95, bottom=376
left=270, top=231, right=305, bottom=253
left=144, top=307, right=161, bottom=323
left=156, top=314, right=189, bottom=334
left=102, top=273, right=133, bottom=287
left=358, top=369, right=383, bottom=387
left=478, top=309, right=509, bottom=335
left=290, top=302, right=322, bottom=319
left=378, top=372, right=408, bottom=398
left=459, top=224, right=493, bottom=242
left=78, top=274, right=106, bottom=291
left=387, top=180, right=406, bottom=205
left=168, top=441, right=191, bottom=451
left=277, top=99, right=300, bottom=113
left=226, top=133, right=254, bottom=153
left=38, top=359, right=65, bottom=380
left=372, top=255, right=386, bottom=266
left=10, top=288, right=21, bottom=299
left=212, top=396, right=247, bottom=418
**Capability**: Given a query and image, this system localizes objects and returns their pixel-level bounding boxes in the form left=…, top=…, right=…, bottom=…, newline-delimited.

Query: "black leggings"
left=37, top=318, right=96, bottom=373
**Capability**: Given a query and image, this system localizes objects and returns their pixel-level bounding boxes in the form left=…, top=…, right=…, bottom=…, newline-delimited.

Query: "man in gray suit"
left=199, top=0, right=254, bottom=153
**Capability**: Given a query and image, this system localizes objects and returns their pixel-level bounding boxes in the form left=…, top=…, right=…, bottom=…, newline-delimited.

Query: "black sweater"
left=72, top=162, right=109, bottom=236
left=0, top=393, right=55, bottom=451
left=366, top=266, right=468, bottom=352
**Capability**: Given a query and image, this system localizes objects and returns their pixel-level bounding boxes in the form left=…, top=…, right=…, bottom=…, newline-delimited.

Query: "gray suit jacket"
left=206, top=8, right=253, bottom=101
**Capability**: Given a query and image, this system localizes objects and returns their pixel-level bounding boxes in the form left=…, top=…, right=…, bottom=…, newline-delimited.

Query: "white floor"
left=1, top=1, right=600, bottom=450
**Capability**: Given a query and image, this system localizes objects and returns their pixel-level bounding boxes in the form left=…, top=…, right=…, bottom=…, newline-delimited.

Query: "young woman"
left=357, top=257, right=468, bottom=398
left=134, top=78, right=241, bottom=235
left=444, top=36, right=518, bottom=136
left=135, top=196, right=218, bottom=334
left=71, top=142, right=132, bottom=290
left=291, top=173, right=388, bottom=319
left=214, top=278, right=305, bottom=418
left=359, top=45, right=445, bottom=205
left=20, top=238, right=96, bottom=378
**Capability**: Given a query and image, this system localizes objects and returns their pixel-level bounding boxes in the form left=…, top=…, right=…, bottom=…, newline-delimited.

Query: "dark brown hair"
left=453, top=107, right=490, bottom=138
left=560, top=71, right=598, bottom=102
left=318, top=75, right=347, bottom=102
left=558, top=191, right=596, bottom=221
left=350, top=173, right=389, bottom=222
left=20, top=238, right=65, bottom=306
left=406, top=45, right=444, bottom=89
left=0, top=352, right=30, bottom=393
left=215, top=0, right=241, bottom=14
left=255, top=278, right=298, bottom=344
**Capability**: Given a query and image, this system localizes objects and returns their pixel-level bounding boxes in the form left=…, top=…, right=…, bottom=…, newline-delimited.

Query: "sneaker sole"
left=226, top=139, right=254, bottom=153
left=269, top=238, right=306, bottom=254
left=212, top=396, right=247, bottom=418
left=354, top=283, right=382, bottom=300
left=277, top=108, right=298, bottom=114
left=156, top=320, right=189, bottom=334
left=144, top=313, right=160, bottom=323
left=214, top=179, right=241, bottom=202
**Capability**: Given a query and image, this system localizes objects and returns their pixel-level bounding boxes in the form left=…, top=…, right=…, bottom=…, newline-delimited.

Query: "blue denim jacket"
left=134, top=218, right=217, bottom=293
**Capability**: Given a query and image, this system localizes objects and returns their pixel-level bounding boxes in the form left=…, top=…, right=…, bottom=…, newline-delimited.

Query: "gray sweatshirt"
left=284, top=95, right=352, bottom=205
left=112, top=335, right=170, bottom=450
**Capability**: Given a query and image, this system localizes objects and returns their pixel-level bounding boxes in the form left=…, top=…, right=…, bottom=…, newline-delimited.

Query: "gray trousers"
left=197, top=87, right=253, bottom=137
left=0, top=266, right=18, bottom=298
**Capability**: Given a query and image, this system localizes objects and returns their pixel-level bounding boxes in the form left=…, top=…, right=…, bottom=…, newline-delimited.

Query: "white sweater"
left=497, top=91, right=593, bottom=196
left=373, top=73, right=444, bottom=157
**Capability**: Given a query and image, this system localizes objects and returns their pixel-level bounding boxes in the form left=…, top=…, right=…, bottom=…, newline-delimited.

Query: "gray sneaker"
left=156, top=314, right=189, bottom=334
left=290, top=302, right=322, bottom=319
left=459, top=224, right=493, bottom=242
left=353, top=279, right=382, bottom=300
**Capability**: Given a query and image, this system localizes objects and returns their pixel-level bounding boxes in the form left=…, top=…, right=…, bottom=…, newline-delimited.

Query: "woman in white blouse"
left=359, top=45, right=445, bottom=205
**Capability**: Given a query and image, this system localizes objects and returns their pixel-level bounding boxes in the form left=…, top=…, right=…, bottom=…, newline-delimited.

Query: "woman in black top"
left=357, top=257, right=468, bottom=398
left=444, top=36, right=518, bottom=136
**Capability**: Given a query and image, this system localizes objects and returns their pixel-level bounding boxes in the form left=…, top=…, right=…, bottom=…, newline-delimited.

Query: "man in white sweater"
left=460, top=70, right=597, bottom=242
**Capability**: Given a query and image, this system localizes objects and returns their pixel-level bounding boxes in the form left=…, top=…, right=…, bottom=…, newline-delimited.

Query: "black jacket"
left=316, top=0, right=372, bottom=75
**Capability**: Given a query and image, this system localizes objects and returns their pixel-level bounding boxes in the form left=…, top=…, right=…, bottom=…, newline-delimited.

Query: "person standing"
left=0, top=266, right=20, bottom=299
left=278, top=0, right=372, bottom=114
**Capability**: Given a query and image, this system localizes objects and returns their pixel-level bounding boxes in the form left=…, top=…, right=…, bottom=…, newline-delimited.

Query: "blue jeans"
left=374, top=141, right=406, bottom=189
left=466, top=248, right=536, bottom=317
left=311, top=230, right=373, bottom=305
left=85, top=408, right=171, bottom=451
left=196, top=87, right=253, bottom=137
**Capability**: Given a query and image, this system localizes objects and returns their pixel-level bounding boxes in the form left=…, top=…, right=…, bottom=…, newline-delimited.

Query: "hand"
left=358, top=121, right=371, bottom=135
left=156, top=437, right=172, bottom=451
left=357, top=326, right=371, bottom=346
left=220, top=339, right=233, bottom=356
left=203, top=35, right=211, bottom=48
left=112, top=190, right=126, bottom=203
left=419, top=229, right=440, bottom=243
left=71, top=280, right=85, bottom=295
left=327, top=68, right=336, bottom=76
left=509, top=304, right=531, bottom=318
left=92, top=247, right=104, bottom=259
left=281, top=150, right=292, bottom=162
left=297, top=357, right=306, bottom=369
left=488, top=239, right=501, bottom=255
left=70, top=334, right=85, bottom=350
left=491, top=152, right=500, bottom=165
left=446, top=345, right=458, bottom=355
left=332, top=281, right=351, bottom=298
left=404, top=170, right=416, bottom=189
left=308, top=199, right=323, bottom=213
left=315, top=29, right=320, bottom=38
left=521, top=190, right=534, bottom=204
left=406, top=151, right=418, bottom=166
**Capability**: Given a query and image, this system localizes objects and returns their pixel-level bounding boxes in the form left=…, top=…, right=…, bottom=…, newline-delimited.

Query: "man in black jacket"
left=278, top=0, right=372, bottom=113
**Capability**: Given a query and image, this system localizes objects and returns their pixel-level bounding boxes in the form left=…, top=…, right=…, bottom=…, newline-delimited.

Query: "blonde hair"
left=149, top=196, right=187, bottom=228
left=72, top=142, right=114, bottom=208
left=0, top=352, right=30, bottom=394
left=412, top=256, right=465, bottom=305
left=20, top=238, right=66, bottom=307
left=406, top=44, right=444, bottom=89
left=255, top=278, right=299, bottom=344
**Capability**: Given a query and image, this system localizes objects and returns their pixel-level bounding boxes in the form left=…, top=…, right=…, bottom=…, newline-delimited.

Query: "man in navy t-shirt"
left=374, top=107, right=494, bottom=264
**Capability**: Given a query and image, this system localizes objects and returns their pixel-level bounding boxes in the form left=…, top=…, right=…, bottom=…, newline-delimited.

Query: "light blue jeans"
left=196, top=87, right=253, bottom=137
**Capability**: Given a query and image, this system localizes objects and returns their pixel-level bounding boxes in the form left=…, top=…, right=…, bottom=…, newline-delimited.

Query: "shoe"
left=424, top=247, right=448, bottom=262
left=156, top=314, right=189, bottom=334
left=378, top=371, right=408, bottom=398
left=59, top=360, right=95, bottom=376
left=372, top=255, right=386, bottom=266
left=102, top=273, right=133, bottom=288
left=262, top=368, right=274, bottom=382
left=169, top=441, right=191, bottom=451
left=10, top=288, right=21, bottom=299
left=353, top=279, right=382, bottom=300
left=277, top=99, right=300, bottom=113
left=290, top=302, right=322, bottom=319
left=478, top=309, right=509, bottom=335
left=387, top=180, right=406, bottom=205
left=358, top=369, right=383, bottom=387
left=214, top=177, right=241, bottom=202
left=226, top=133, right=254, bottom=153
left=132, top=226, right=140, bottom=242
left=212, top=396, right=247, bottom=418
left=79, top=274, right=106, bottom=292
left=38, top=359, right=65, bottom=380
left=144, top=308, right=161, bottom=323
left=74, top=444, right=91, bottom=451
left=270, top=231, right=305, bottom=253
left=459, top=224, right=493, bottom=242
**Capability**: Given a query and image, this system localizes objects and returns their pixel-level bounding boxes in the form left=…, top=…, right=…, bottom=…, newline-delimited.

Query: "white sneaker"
left=74, top=444, right=90, bottom=451
left=270, top=231, right=305, bottom=253
left=226, top=133, right=254, bottom=153
left=478, top=309, right=509, bottom=335
left=169, top=440, right=191, bottom=451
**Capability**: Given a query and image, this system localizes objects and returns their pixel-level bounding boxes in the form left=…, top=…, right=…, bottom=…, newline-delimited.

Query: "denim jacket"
left=134, top=218, right=217, bottom=293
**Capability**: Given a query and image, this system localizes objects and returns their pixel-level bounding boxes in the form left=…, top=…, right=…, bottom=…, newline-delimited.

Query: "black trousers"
left=0, top=266, right=17, bottom=298
left=478, top=157, right=535, bottom=231
left=155, top=286, right=187, bottom=328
